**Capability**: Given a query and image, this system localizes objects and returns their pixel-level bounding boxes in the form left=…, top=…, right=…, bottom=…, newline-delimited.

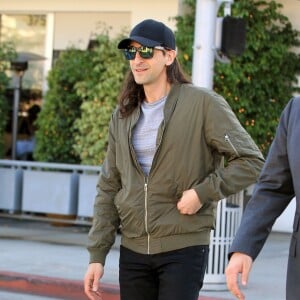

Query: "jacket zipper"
left=143, top=124, right=165, bottom=255
left=224, top=134, right=240, bottom=157
left=130, top=115, right=154, bottom=254
left=144, top=177, right=150, bottom=254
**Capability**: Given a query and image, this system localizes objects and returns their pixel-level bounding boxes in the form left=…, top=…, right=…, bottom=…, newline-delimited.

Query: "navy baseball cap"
left=118, top=19, right=176, bottom=50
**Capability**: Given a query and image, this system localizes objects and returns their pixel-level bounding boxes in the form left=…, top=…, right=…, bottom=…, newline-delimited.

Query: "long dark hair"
left=118, top=58, right=191, bottom=118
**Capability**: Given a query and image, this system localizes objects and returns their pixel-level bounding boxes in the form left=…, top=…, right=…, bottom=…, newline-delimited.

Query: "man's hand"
left=84, top=263, right=104, bottom=300
left=225, top=252, right=253, bottom=300
left=177, top=189, right=203, bottom=215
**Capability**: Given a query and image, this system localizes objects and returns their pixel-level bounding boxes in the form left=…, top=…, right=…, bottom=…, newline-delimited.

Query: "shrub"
left=0, top=42, right=16, bottom=158
left=73, top=33, right=128, bottom=165
left=34, top=48, right=94, bottom=163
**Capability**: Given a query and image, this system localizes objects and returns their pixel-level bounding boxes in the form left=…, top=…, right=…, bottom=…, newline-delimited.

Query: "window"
left=1, top=14, right=46, bottom=91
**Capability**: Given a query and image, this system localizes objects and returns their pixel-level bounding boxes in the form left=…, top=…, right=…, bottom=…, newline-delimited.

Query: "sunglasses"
left=123, top=46, right=165, bottom=60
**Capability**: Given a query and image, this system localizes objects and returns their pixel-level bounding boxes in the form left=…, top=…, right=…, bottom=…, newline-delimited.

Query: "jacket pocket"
left=114, top=187, right=146, bottom=238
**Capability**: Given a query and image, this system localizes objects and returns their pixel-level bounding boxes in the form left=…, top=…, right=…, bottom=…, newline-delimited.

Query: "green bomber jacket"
left=87, top=83, right=265, bottom=265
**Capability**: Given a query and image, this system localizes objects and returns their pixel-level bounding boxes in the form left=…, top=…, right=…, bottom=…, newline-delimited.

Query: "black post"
left=11, top=73, right=22, bottom=160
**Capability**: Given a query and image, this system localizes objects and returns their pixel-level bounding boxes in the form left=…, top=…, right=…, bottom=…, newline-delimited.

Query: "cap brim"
left=117, top=36, right=160, bottom=49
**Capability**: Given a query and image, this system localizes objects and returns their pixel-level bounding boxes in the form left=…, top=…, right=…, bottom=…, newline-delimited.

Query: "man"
left=226, top=97, right=300, bottom=300
left=84, top=19, right=264, bottom=300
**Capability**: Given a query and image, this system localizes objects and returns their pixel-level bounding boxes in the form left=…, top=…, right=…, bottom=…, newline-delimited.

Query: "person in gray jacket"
left=226, top=97, right=300, bottom=300
left=84, top=19, right=264, bottom=300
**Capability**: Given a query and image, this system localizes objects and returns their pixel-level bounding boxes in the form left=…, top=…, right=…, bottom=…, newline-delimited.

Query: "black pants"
left=119, top=245, right=209, bottom=300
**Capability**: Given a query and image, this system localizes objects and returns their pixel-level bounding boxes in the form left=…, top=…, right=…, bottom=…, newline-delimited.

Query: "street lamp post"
left=10, top=61, right=28, bottom=160
left=10, top=52, right=45, bottom=160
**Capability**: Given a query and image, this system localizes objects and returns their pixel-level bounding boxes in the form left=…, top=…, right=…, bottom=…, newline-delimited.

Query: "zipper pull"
left=224, top=133, right=240, bottom=157
left=144, top=177, right=148, bottom=192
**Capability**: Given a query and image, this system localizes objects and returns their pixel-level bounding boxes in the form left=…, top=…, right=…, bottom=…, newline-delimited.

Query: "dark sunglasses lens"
left=123, top=49, right=136, bottom=60
left=139, top=47, right=154, bottom=58
left=123, top=47, right=154, bottom=60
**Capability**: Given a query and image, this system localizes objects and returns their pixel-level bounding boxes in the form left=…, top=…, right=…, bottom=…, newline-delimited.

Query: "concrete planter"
left=22, top=169, right=79, bottom=215
left=77, top=173, right=99, bottom=218
left=0, top=167, right=22, bottom=212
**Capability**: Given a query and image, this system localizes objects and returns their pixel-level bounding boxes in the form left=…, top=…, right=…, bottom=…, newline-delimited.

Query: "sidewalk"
left=0, top=217, right=290, bottom=299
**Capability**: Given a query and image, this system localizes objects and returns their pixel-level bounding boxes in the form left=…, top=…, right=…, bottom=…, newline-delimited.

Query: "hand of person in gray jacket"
left=225, top=252, right=253, bottom=299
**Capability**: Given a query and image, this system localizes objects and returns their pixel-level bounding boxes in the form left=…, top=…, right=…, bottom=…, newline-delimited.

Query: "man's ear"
left=165, top=50, right=176, bottom=66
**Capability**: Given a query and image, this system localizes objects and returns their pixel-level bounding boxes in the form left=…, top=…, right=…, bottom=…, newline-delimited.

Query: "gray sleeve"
left=229, top=99, right=295, bottom=260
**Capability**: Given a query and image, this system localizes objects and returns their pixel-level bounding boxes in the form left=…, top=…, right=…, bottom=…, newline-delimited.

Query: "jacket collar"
left=163, top=84, right=181, bottom=124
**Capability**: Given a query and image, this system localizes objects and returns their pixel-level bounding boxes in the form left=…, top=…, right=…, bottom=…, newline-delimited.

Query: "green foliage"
left=73, top=33, right=128, bottom=165
left=34, top=48, right=94, bottom=163
left=174, top=0, right=196, bottom=75
left=175, top=0, right=300, bottom=156
left=34, top=27, right=128, bottom=165
left=0, top=42, right=16, bottom=157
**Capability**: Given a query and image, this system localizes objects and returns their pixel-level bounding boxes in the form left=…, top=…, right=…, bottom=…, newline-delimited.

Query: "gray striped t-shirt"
left=132, top=96, right=167, bottom=175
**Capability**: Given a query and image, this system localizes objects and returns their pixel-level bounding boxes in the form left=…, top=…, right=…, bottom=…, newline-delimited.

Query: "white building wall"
left=1, top=0, right=179, bottom=90
left=279, top=0, right=300, bottom=33
left=278, top=0, right=300, bottom=91
left=0, top=0, right=179, bottom=31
